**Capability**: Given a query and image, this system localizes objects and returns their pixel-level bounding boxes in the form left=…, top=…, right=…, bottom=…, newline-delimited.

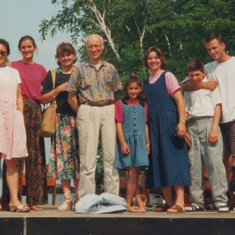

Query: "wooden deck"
left=0, top=204, right=235, bottom=218
left=0, top=204, right=234, bottom=235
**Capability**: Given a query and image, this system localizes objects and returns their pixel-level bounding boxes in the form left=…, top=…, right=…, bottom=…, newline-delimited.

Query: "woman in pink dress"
left=11, top=36, right=48, bottom=211
left=0, top=39, right=30, bottom=212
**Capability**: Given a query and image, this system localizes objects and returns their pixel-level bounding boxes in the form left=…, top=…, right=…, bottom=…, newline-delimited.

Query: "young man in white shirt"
left=182, top=33, right=234, bottom=210
left=184, top=60, right=229, bottom=212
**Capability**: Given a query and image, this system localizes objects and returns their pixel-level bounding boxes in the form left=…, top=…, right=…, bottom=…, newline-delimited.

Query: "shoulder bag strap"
left=51, top=69, right=56, bottom=89
left=50, top=69, right=57, bottom=105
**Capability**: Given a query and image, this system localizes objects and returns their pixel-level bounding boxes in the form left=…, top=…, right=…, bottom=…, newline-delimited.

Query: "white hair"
left=85, top=34, right=104, bottom=47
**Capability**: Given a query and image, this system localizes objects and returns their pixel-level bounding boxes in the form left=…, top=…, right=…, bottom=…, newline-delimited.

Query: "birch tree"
left=40, top=0, right=235, bottom=81
left=40, top=0, right=121, bottom=60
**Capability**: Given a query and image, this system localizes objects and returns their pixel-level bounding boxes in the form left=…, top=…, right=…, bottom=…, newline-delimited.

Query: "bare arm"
left=184, top=112, right=192, bottom=148
left=116, top=122, right=129, bottom=154
left=41, top=82, right=68, bottom=105
left=145, top=124, right=150, bottom=154
left=173, top=90, right=186, bottom=138
left=208, top=104, right=221, bottom=144
left=181, top=80, right=218, bottom=92
left=67, top=93, right=79, bottom=114
left=16, top=84, right=24, bottom=114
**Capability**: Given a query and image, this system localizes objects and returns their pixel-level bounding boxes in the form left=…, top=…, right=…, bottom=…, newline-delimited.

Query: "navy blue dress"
left=114, top=101, right=149, bottom=170
left=143, top=72, right=191, bottom=188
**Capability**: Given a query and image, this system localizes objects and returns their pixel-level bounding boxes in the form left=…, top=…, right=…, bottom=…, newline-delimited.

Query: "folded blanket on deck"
left=75, top=192, right=128, bottom=214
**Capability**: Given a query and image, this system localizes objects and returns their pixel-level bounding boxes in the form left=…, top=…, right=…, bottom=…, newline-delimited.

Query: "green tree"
left=40, top=0, right=235, bottom=82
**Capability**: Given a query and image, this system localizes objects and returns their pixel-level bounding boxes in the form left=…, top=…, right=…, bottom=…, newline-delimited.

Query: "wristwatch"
left=180, top=120, right=186, bottom=124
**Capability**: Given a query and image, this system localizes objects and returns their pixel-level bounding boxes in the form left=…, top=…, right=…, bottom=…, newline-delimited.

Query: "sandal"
left=30, top=205, right=43, bottom=211
left=167, top=205, right=186, bottom=213
left=155, top=204, right=170, bottom=212
left=185, top=203, right=204, bottom=212
left=58, top=191, right=72, bottom=212
left=9, top=204, right=30, bottom=213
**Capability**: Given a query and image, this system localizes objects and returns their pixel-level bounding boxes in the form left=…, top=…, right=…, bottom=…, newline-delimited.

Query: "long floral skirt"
left=1, top=99, right=47, bottom=208
left=20, top=99, right=48, bottom=205
left=48, top=113, right=79, bottom=180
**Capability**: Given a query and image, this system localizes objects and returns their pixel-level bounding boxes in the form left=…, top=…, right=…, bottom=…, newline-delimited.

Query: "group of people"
left=0, top=36, right=80, bottom=212
left=0, top=32, right=234, bottom=213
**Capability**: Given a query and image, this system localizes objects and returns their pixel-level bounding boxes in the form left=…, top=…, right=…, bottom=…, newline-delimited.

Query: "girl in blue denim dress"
left=114, top=74, right=150, bottom=213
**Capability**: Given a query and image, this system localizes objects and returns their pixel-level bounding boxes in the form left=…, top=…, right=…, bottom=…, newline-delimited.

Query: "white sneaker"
left=217, top=203, right=230, bottom=213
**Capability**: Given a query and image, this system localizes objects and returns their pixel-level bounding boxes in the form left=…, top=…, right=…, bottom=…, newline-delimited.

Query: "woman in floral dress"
left=41, top=42, right=79, bottom=211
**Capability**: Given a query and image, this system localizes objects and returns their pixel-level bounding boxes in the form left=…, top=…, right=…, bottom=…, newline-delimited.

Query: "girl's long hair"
left=122, top=74, right=146, bottom=107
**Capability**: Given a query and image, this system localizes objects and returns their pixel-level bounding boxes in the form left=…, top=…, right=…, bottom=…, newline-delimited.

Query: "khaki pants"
left=77, top=104, right=119, bottom=198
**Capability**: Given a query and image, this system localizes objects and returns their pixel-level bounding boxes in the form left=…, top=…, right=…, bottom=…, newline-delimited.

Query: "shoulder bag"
left=40, top=70, right=58, bottom=137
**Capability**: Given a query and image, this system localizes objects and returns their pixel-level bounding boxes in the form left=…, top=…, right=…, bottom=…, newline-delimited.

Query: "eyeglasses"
left=87, top=45, right=102, bottom=50
left=0, top=51, right=7, bottom=56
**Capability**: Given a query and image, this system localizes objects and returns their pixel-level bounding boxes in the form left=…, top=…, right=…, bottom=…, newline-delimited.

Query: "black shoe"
left=226, top=191, right=234, bottom=210
left=204, top=203, right=215, bottom=211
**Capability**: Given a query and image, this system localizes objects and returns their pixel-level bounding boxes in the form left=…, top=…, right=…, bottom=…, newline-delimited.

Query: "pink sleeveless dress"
left=0, top=68, right=28, bottom=160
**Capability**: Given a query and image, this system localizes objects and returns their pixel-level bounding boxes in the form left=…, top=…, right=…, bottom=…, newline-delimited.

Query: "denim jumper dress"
left=114, top=101, right=149, bottom=170
left=143, top=72, right=191, bottom=188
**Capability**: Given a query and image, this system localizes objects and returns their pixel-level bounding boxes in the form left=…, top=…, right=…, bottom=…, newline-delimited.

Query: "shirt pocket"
left=80, top=77, right=93, bottom=91
left=103, top=71, right=112, bottom=88
left=80, top=70, right=96, bottom=90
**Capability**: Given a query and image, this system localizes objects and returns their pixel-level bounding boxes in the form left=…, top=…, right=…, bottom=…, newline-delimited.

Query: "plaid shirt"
left=66, top=59, right=122, bottom=104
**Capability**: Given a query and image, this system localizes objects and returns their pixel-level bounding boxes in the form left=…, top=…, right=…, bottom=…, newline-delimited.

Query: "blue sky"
left=1, top=0, right=82, bottom=70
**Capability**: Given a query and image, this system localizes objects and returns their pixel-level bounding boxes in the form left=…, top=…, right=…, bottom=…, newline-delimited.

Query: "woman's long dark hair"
left=122, top=74, right=146, bottom=107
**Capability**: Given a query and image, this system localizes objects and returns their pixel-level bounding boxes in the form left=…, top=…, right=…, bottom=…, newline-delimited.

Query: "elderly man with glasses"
left=67, top=34, right=122, bottom=198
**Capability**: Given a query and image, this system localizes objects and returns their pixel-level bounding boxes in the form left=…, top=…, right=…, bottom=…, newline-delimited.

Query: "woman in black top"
left=41, top=42, right=79, bottom=211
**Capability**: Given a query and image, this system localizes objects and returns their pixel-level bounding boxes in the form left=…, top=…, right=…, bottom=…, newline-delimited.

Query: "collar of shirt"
left=84, top=58, right=107, bottom=69
left=55, top=66, right=63, bottom=74
left=127, top=99, right=139, bottom=105
left=149, top=71, right=164, bottom=84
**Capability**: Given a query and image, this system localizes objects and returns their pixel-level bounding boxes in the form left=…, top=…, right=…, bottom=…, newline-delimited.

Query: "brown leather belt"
left=84, top=101, right=114, bottom=107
